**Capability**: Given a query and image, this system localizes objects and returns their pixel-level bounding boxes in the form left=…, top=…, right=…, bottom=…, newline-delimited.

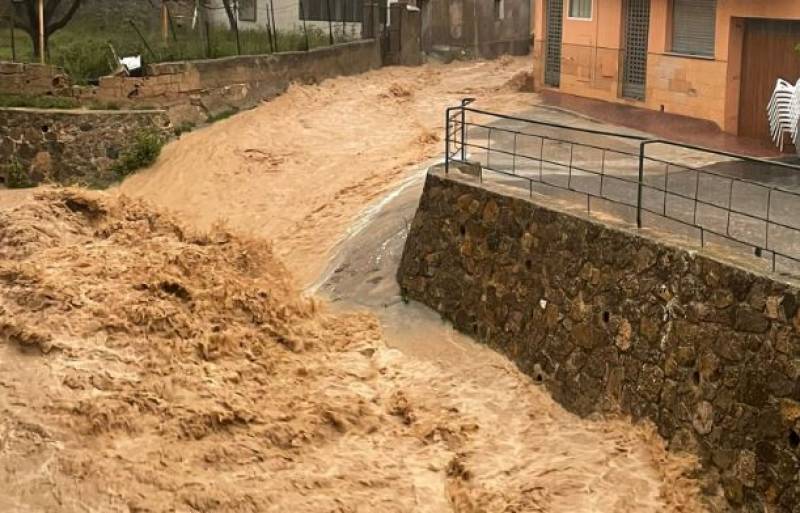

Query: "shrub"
left=174, top=122, right=196, bottom=137
left=5, top=158, right=35, bottom=189
left=111, top=129, right=164, bottom=180
left=51, top=37, right=115, bottom=85
left=206, top=107, right=239, bottom=123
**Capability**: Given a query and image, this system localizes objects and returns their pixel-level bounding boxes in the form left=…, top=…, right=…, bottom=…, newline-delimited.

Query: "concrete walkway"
left=541, top=90, right=796, bottom=159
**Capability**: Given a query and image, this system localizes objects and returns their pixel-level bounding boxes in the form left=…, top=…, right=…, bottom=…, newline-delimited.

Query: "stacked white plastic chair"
left=767, top=78, right=800, bottom=153
left=792, top=81, right=800, bottom=156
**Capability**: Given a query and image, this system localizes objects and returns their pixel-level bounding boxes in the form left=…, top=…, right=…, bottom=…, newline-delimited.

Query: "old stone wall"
left=398, top=169, right=800, bottom=513
left=0, top=108, right=171, bottom=186
left=79, top=39, right=382, bottom=124
left=0, top=62, right=72, bottom=96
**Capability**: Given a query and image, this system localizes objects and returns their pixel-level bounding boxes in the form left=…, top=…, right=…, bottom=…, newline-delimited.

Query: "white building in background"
left=205, top=0, right=363, bottom=35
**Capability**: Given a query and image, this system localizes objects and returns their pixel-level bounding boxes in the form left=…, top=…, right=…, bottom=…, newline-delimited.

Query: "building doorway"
left=738, top=19, right=800, bottom=147
left=544, top=0, right=563, bottom=87
left=621, top=0, right=650, bottom=100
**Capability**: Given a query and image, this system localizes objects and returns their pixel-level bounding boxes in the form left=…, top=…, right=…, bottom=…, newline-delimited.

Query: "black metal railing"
left=444, top=100, right=800, bottom=276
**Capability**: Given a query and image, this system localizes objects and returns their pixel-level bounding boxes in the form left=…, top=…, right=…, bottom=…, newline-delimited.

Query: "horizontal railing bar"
left=446, top=104, right=800, bottom=274
left=461, top=106, right=651, bottom=141
left=456, top=112, right=800, bottom=200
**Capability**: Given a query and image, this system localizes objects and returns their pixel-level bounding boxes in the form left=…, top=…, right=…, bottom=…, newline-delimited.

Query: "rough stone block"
left=397, top=170, right=800, bottom=513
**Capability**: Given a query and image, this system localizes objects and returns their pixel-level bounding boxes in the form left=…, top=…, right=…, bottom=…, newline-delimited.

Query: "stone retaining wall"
left=398, top=168, right=800, bottom=513
left=78, top=39, right=382, bottom=124
left=0, top=62, right=72, bottom=96
left=0, top=108, right=171, bottom=187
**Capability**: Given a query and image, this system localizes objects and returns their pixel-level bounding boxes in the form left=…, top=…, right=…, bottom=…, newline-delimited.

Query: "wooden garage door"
left=738, top=19, right=800, bottom=143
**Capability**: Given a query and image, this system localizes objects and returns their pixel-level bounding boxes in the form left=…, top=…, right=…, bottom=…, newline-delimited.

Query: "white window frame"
left=567, top=0, right=592, bottom=21
left=494, top=0, right=505, bottom=20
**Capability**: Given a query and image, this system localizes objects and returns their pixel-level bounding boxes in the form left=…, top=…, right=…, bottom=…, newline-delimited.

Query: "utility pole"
left=37, top=0, right=45, bottom=63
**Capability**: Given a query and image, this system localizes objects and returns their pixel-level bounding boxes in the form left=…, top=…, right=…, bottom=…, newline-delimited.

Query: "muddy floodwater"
left=0, top=58, right=707, bottom=512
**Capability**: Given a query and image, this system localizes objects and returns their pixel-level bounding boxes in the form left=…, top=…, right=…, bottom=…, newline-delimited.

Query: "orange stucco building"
left=531, top=0, right=800, bottom=142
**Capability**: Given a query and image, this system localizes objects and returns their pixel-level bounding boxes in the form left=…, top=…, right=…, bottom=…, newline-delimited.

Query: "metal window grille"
left=545, top=0, right=563, bottom=88
left=622, top=0, right=650, bottom=100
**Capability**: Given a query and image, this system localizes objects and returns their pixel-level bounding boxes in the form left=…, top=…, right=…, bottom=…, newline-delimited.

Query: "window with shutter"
left=238, top=0, right=256, bottom=21
left=671, top=0, right=717, bottom=57
left=300, top=0, right=363, bottom=22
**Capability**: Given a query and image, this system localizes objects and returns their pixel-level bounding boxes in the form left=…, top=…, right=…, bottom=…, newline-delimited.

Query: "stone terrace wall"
left=80, top=39, right=382, bottom=124
left=0, top=108, right=171, bottom=186
left=398, top=169, right=800, bottom=513
left=0, top=62, right=72, bottom=96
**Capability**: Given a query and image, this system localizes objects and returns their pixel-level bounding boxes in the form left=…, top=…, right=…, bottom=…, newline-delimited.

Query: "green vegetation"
left=109, top=129, right=164, bottom=181
left=4, top=158, right=34, bottom=189
left=0, top=94, right=128, bottom=111
left=206, top=107, right=239, bottom=124
left=0, top=17, right=356, bottom=84
left=0, top=93, right=79, bottom=109
left=174, top=121, right=196, bottom=137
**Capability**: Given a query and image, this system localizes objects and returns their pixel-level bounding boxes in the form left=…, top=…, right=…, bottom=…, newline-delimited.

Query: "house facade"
left=531, top=0, right=800, bottom=141
left=208, top=0, right=531, bottom=59
left=207, top=0, right=363, bottom=35
left=418, top=0, right=531, bottom=58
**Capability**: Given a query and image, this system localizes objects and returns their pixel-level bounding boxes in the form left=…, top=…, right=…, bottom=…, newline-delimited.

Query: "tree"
left=10, top=0, right=84, bottom=58
left=219, top=0, right=236, bottom=30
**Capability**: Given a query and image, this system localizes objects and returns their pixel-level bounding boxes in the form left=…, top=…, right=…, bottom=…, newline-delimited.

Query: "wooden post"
left=204, top=17, right=212, bottom=57
left=299, top=0, right=310, bottom=51
left=264, top=0, right=274, bottom=52
left=268, top=0, right=277, bottom=50
left=161, top=1, right=169, bottom=43
left=37, top=0, right=45, bottom=63
left=233, top=2, right=241, bottom=54
left=325, top=0, right=334, bottom=45
left=10, top=14, right=16, bottom=62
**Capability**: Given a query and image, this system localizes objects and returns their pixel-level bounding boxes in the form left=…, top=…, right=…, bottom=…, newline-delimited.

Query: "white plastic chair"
left=767, top=79, right=797, bottom=152
left=789, top=80, right=800, bottom=147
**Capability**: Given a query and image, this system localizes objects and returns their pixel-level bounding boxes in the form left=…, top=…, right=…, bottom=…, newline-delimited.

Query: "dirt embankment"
left=0, top=190, right=707, bottom=513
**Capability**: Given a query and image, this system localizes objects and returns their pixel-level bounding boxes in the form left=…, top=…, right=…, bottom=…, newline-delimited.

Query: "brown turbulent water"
left=0, top=57, right=707, bottom=512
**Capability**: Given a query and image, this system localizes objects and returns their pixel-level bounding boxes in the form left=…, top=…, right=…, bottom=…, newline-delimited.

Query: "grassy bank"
left=0, top=20, right=357, bottom=84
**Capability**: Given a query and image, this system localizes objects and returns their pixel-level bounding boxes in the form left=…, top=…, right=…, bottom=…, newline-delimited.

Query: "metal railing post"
left=460, top=98, right=475, bottom=161
left=445, top=108, right=451, bottom=174
left=637, top=141, right=648, bottom=229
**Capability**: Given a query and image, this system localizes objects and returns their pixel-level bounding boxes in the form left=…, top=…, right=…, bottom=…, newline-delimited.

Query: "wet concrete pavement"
left=458, top=105, right=800, bottom=276
left=312, top=165, right=487, bottom=366
left=540, top=90, right=798, bottom=159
